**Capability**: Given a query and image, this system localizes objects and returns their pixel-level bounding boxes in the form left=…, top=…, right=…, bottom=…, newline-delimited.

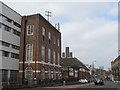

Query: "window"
left=48, top=68, right=51, bottom=79
left=41, top=45, right=45, bottom=61
left=26, top=44, right=33, bottom=61
left=69, top=70, right=74, bottom=76
left=42, top=27, right=45, bottom=41
left=75, top=71, right=78, bottom=78
left=2, top=70, right=8, bottom=83
left=2, top=51, right=9, bottom=57
left=48, top=32, right=51, bottom=39
left=25, top=67, right=33, bottom=79
left=2, top=16, right=12, bottom=23
left=48, top=32, right=51, bottom=44
left=12, top=44, right=20, bottom=50
left=53, top=69, right=56, bottom=80
left=41, top=67, right=45, bottom=80
left=11, top=53, right=19, bottom=59
left=57, top=69, right=60, bottom=79
left=53, top=37, right=56, bottom=44
left=2, top=41, right=10, bottom=47
left=5, top=25, right=11, bottom=32
left=10, top=70, right=18, bottom=83
left=0, top=70, right=2, bottom=83
left=13, top=29, right=20, bottom=36
left=58, top=53, right=60, bottom=65
left=0, top=23, right=1, bottom=28
left=48, top=48, right=51, bottom=63
left=53, top=51, right=56, bottom=64
left=2, top=24, right=11, bottom=32
left=27, top=25, right=34, bottom=35
left=57, top=39, right=60, bottom=47
left=13, top=21, right=21, bottom=28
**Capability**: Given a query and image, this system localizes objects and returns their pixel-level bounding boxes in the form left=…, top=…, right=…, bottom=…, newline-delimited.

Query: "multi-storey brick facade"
left=19, top=14, right=61, bottom=84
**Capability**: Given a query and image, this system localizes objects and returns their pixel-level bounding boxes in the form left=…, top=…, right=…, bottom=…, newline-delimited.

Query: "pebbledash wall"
left=0, top=1, right=21, bottom=85
left=19, top=14, right=61, bottom=84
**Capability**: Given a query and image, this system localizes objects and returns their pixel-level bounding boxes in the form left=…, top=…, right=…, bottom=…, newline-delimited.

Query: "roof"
left=0, top=1, right=21, bottom=16
left=61, top=57, right=89, bottom=71
left=112, top=55, right=120, bottom=63
left=22, top=14, right=61, bottom=34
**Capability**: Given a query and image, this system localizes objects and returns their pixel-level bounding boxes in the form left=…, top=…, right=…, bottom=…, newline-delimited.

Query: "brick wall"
left=19, top=14, right=61, bottom=84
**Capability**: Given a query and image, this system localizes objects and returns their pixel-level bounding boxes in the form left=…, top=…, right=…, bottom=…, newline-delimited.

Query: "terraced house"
left=111, top=56, right=120, bottom=81
left=19, top=14, right=61, bottom=84
left=0, top=1, right=21, bottom=85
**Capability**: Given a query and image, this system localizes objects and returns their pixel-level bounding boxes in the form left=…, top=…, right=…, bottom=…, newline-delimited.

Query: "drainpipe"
left=22, top=17, right=27, bottom=84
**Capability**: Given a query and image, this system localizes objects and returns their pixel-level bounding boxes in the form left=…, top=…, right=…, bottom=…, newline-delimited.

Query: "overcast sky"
left=1, top=0, right=118, bottom=70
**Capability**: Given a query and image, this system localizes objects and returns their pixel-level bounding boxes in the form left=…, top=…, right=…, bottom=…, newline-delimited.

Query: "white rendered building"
left=0, top=1, right=21, bottom=85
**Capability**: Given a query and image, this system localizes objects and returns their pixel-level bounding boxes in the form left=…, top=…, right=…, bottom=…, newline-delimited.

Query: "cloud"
left=61, top=17, right=117, bottom=68
left=1, top=0, right=119, bottom=2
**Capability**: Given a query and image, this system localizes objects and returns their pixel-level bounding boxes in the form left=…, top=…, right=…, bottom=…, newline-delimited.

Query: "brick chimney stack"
left=66, top=47, right=69, bottom=58
left=69, top=52, right=73, bottom=58
left=62, top=52, right=65, bottom=58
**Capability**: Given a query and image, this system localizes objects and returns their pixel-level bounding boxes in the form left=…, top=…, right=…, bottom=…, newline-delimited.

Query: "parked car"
left=78, top=79, right=88, bottom=84
left=94, top=78, right=104, bottom=85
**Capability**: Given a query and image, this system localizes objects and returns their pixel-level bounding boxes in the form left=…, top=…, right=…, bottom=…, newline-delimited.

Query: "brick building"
left=61, top=47, right=90, bottom=80
left=111, top=56, right=120, bottom=81
left=92, top=68, right=106, bottom=79
left=19, top=14, right=61, bottom=84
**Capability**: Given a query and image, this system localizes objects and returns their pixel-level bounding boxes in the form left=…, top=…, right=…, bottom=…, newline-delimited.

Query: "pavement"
left=3, top=82, right=94, bottom=90
left=44, top=82, right=94, bottom=89
left=2, top=80, right=119, bottom=90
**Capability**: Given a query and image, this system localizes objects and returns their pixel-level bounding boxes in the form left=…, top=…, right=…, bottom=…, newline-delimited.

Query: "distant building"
left=61, top=47, right=90, bottom=80
left=111, top=56, right=120, bottom=81
left=99, top=66, right=104, bottom=70
left=0, top=1, right=21, bottom=85
left=85, top=64, right=89, bottom=68
left=93, top=68, right=106, bottom=79
left=91, top=65, right=94, bottom=69
left=19, top=14, right=61, bottom=84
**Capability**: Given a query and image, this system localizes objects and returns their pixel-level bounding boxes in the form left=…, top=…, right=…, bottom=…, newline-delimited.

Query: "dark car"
left=94, top=78, right=104, bottom=85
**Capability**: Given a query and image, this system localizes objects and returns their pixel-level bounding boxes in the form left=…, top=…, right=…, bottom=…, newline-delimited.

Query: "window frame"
left=41, top=45, right=45, bottom=62
left=27, top=25, right=34, bottom=35
left=25, top=67, right=33, bottom=79
left=48, top=48, right=51, bottom=63
left=26, top=44, right=33, bottom=61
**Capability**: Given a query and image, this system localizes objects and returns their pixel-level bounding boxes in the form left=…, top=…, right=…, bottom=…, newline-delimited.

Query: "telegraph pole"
left=45, top=11, right=52, bottom=22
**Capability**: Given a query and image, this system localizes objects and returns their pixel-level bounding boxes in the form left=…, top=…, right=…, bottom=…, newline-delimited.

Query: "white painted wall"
left=0, top=1, right=21, bottom=70
left=2, top=56, right=19, bottom=70
left=1, top=1, right=21, bottom=24
left=2, top=30, right=20, bottom=47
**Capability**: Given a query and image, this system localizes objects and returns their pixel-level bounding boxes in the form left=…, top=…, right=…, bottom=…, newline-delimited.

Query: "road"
left=68, top=80, right=119, bottom=90
left=81, top=80, right=118, bottom=88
